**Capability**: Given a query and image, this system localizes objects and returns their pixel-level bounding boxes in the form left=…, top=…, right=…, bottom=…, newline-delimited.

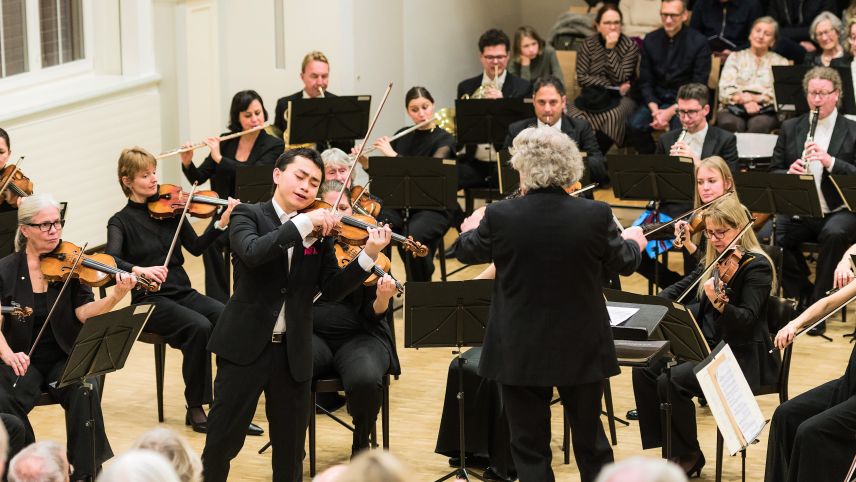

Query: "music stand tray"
left=235, top=166, right=274, bottom=203
left=734, top=172, right=823, bottom=218
left=288, top=96, right=371, bottom=144
left=607, top=154, right=695, bottom=203
left=831, top=175, right=856, bottom=211
left=369, top=157, right=458, bottom=212
left=455, top=99, right=534, bottom=146
left=773, top=65, right=856, bottom=114
left=605, top=298, right=668, bottom=341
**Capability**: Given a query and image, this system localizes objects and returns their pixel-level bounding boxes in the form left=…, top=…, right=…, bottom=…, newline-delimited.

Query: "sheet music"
left=715, top=360, right=766, bottom=444
left=607, top=306, right=638, bottom=326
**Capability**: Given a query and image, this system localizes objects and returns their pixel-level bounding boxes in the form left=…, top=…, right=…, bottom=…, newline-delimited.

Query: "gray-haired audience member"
left=595, top=456, right=688, bottom=482
left=130, top=428, right=201, bottom=482
left=96, top=450, right=180, bottom=482
left=8, top=441, right=69, bottom=482
left=334, top=451, right=408, bottom=482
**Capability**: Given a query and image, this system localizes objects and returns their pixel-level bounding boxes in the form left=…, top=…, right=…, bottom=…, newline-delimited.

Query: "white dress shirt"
left=537, top=117, right=563, bottom=132
left=270, top=200, right=374, bottom=334
left=683, top=123, right=708, bottom=160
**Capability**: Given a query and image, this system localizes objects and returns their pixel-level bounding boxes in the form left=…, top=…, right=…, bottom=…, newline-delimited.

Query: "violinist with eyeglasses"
left=631, top=195, right=778, bottom=478
left=0, top=193, right=137, bottom=481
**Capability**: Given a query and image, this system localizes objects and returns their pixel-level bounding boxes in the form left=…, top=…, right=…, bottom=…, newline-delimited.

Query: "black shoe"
left=185, top=408, right=207, bottom=434
left=808, top=321, right=827, bottom=336
left=482, top=467, right=515, bottom=481
left=247, top=422, right=264, bottom=436
left=626, top=409, right=638, bottom=420
left=448, top=455, right=489, bottom=470
left=315, top=392, right=347, bottom=414
left=444, top=240, right=458, bottom=259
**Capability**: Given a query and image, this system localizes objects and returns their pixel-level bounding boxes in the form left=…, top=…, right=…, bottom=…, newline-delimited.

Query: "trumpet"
left=800, top=107, right=820, bottom=167
left=156, top=124, right=271, bottom=160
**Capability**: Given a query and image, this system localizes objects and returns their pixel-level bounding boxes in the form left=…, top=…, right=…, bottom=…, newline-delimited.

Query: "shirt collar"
left=272, top=199, right=296, bottom=223
left=537, top=117, right=563, bottom=131
left=302, top=89, right=324, bottom=99
left=689, top=122, right=708, bottom=140
left=818, top=109, right=838, bottom=130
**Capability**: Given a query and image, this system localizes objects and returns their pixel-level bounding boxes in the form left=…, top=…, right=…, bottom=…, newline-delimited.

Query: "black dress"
left=181, top=129, right=283, bottom=302
left=106, top=198, right=225, bottom=407
left=0, top=251, right=111, bottom=479
left=312, top=283, right=400, bottom=452
left=377, top=127, right=455, bottom=282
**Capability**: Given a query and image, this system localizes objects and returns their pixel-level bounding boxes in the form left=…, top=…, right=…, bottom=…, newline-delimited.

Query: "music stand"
left=773, top=65, right=856, bottom=114
left=734, top=172, right=823, bottom=243
left=55, top=304, right=154, bottom=481
left=287, top=96, right=371, bottom=145
left=405, top=280, right=491, bottom=481
left=830, top=175, right=856, bottom=211
left=456, top=98, right=533, bottom=183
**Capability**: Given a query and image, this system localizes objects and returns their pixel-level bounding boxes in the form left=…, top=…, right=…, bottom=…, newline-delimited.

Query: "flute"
left=156, top=123, right=271, bottom=160
left=351, top=115, right=437, bottom=158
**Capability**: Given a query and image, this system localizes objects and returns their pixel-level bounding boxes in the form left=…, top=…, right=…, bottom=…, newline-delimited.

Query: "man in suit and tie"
left=656, top=83, right=738, bottom=172
left=505, top=76, right=607, bottom=186
left=456, top=126, right=647, bottom=482
left=201, top=148, right=392, bottom=482
left=457, top=28, right=533, bottom=190
left=273, top=51, right=354, bottom=152
left=771, top=66, right=856, bottom=334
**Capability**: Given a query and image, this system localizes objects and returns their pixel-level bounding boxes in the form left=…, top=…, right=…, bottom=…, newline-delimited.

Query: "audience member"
left=690, top=0, right=763, bottom=59
left=594, top=456, right=688, bottom=482
left=804, top=11, right=846, bottom=66
left=96, top=450, right=180, bottom=482
left=130, top=428, right=201, bottom=482
left=768, top=0, right=836, bottom=63
left=334, top=451, right=408, bottom=482
left=508, top=26, right=563, bottom=84
left=8, top=441, right=69, bottom=482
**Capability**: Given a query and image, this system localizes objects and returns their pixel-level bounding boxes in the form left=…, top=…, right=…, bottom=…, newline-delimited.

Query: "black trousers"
left=501, top=380, right=612, bottom=482
left=312, top=333, right=389, bottom=452
left=0, top=361, right=112, bottom=478
left=1, top=413, right=26, bottom=476
left=203, top=340, right=310, bottom=482
left=775, top=211, right=856, bottom=301
left=202, top=225, right=229, bottom=304
left=380, top=208, right=450, bottom=282
left=145, top=290, right=222, bottom=407
left=765, top=379, right=856, bottom=482
left=632, top=359, right=702, bottom=459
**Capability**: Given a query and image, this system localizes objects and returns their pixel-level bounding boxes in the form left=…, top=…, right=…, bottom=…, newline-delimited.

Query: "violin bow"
left=163, top=182, right=199, bottom=267
left=771, top=291, right=856, bottom=353
left=0, top=156, right=24, bottom=198
left=332, top=82, right=394, bottom=213
left=675, top=217, right=755, bottom=304
left=644, top=190, right=735, bottom=237
left=14, top=242, right=88, bottom=388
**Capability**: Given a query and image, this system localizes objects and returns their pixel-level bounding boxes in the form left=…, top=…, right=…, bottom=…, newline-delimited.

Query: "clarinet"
left=801, top=107, right=820, bottom=167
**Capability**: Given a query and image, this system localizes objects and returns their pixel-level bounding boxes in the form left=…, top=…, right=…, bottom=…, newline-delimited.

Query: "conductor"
left=455, top=126, right=647, bottom=482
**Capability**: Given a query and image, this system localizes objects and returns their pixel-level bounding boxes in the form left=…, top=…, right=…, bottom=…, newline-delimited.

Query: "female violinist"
left=0, top=128, right=29, bottom=210
left=180, top=90, right=284, bottom=302
left=371, top=86, right=456, bottom=282
left=0, top=194, right=137, bottom=480
left=311, top=180, right=399, bottom=454
left=631, top=195, right=778, bottom=478
left=106, top=148, right=262, bottom=436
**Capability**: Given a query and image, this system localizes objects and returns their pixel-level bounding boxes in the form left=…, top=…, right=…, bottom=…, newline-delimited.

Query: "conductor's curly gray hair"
left=510, top=126, right=583, bottom=191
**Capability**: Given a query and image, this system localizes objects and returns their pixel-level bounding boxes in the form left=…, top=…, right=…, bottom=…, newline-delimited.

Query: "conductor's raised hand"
left=363, top=224, right=392, bottom=260
left=306, top=208, right=339, bottom=237
left=621, top=226, right=647, bottom=252
left=461, top=207, right=486, bottom=233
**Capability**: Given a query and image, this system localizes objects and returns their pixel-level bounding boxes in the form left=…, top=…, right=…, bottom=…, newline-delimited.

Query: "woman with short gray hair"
left=805, top=11, right=846, bottom=66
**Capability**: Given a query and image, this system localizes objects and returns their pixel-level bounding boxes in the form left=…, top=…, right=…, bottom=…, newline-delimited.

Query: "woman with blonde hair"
left=631, top=195, right=778, bottom=477
left=131, top=428, right=201, bottom=482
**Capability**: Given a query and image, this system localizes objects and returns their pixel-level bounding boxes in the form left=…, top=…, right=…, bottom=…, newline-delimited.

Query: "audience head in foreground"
left=8, top=441, right=69, bottom=482
left=332, top=451, right=408, bottom=482
left=130, top=428, right=201, bottom=482
left=96, top=449, right=179, bottom=482
left=595, top=456, right=688, bottom=482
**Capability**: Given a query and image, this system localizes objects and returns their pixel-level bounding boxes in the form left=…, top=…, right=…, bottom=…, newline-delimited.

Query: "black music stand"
left=608, top=154, right=695, bottom=290
left=734, top=172, right=823, bottom=243
left=773, top=65, right=856, bottom=114
left=405, top=280, right=492, bottom=482
left=456, top=99, right=533, bottom=184
left=54, top=304, right=154, bottom=481
left=831, top=175, right=856, bottom=212
left=287, top=96, right=371, bottom=145
left=235, top=166, right=274, bottom=203
left=606, top=299, right=669, bottom=342
left=369, top=156, right=457, bottom=281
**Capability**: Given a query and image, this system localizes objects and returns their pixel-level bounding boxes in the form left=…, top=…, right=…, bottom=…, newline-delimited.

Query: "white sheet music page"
left=607, top=306, right=638, bottom=326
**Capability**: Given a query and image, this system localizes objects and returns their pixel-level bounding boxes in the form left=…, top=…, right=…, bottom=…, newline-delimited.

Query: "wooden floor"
left=27, top=189, right=854, bottom=481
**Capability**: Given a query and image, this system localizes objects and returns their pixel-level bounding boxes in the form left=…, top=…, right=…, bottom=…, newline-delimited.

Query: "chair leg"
left=438, top=236, right=447, bottom=282
left=154, top=343, right=166, bottom=423
left=382, top=383, right=390, bottom=449
left=310, top=392, right=317, bottom=477
left=716, top=429, right=723, bottom=482
left=603, top=379, right=618, bottom=446
left=563, top=404, right=570, bottom=465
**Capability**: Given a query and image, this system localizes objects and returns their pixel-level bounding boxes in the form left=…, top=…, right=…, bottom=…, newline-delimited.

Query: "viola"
left=0, top=163, right=33, bottom=206
left=674, top=213, right=706, bottom=248
left=40, top=241, right=160, bottom=292
left=301, top=200, right=429, bottom=257
left=712, top=246, right=745, bottom=306
left=1, top=301, right=32, bottom=319
left=334, top=243, right=404, bottom=294
left=148, top=184, right=229, bottom=220
left=350, top=185, right=383, bottom=218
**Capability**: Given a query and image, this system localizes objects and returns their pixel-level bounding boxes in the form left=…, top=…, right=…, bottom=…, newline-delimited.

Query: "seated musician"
left=0, top=128, right=23, bottom=210
left=273, top=51, right=354, bottom=152
left=321, top=148, right=369, bottom=189
left=0, top=194, right=137, bottom=481
left=370, top=86, right=456, bottom=282
left=504, top=76, right=607, bottom=186
left=180, top=89, right=283, bottom=303
left=105, top=148, right=262, bottom=436
left=311, top=180, right=400, bottom=456
left=457, top=28, right=532, bottom=190
left=770, top=66, right=856, bottom=334
left=766, top=248, right=856, bottom=482
left=631, top=195, right=778, bottom=478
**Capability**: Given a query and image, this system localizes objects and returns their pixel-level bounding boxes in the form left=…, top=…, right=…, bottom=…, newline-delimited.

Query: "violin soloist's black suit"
left=273, top=91, right=355, bottom=152
left=456, top=187, right=641, bottom=482
left=655, top=125, right=739, bottom=174
left=770, top=112, right=856, bottom=303
left=505, top=115, right=607, bottom=186
left=202, top=200, right=370, bottom=482
left=633, top=253, right=778, bottom=459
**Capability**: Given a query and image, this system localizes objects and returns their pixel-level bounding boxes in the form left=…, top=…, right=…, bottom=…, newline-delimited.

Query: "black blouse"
left=389, top=126, right=456, bottom=159
left=182, top=129, right=283, bottom=199
left=105, top=198, right=222, bottom=303
left=0, top=250, right=94, bottom=355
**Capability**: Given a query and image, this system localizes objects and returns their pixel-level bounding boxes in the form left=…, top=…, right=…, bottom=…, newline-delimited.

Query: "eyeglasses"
left=816, top=28, right=838, bottom=38
left=26, top=220, right=64, bottom=232
left=660, top=12, right=683, bottom=19
left=703, top=228, right=731, bottom=240
left=807, top=90, right=836, bottom=98
left=482, top=55, right=507, bottom=61
left=676, top=108, right=701, bottom=117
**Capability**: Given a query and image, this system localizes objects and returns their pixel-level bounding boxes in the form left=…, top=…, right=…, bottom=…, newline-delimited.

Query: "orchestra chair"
left=713, top=295, right=796, bottom=482
left=735, top=133, right=778, bottom=171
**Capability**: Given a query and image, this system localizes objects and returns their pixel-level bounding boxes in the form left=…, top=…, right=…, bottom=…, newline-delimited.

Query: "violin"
left=1, top=302, right=33, bottom=319
left=334, top=243, right=404, bottom=294
left=0, top=163, right=33, bottom=206
left=674, top=213, right=706, bottom=248
left=350, top=185, right=382, bottom=218
left=712, top=246, right=745, bottom=306
left=40, top=241, right=160, bottom=292
left=148, top=184, right=229, bottom=220
left=301, top=200, right=429, bottom=257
